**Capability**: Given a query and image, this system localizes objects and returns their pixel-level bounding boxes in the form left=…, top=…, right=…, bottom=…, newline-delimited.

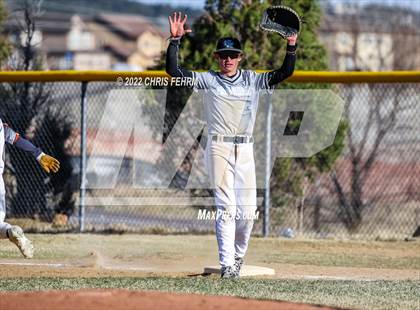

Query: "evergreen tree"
left=0, top=0, right=10, bottom=66
left=178, top=0, right=328, bottom=73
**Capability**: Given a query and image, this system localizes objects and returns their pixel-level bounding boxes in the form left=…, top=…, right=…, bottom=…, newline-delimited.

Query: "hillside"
left=6, top=0, right=203, bottom=19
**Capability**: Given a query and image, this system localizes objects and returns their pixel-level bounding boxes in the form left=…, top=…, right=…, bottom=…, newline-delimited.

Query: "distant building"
left=319, top=4, right=420, bottom=71
left=4, top=12, right=166, bottom=70
left=318, top=5, right=420, bottom=161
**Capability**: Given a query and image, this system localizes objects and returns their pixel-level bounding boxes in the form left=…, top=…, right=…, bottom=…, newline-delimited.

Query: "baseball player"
left=0, top=120, right=60, bottom=258
left=166, top=12, right=297, bottom=278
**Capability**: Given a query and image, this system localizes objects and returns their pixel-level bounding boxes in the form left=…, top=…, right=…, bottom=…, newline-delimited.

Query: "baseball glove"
left=260, top=5, right=301, bottom=39
left=38, top=153, right=60, bottom=173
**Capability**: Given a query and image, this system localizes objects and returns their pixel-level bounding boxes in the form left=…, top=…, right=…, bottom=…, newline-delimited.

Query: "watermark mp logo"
left=85, top=88, right=344, bottom=191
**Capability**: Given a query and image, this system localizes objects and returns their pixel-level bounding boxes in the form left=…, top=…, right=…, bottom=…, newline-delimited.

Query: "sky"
left=135, top=0, right=420, bottom=11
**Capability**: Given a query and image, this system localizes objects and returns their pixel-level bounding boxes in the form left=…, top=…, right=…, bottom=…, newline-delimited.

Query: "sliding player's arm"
left=4, top=124, right=60, bottom=173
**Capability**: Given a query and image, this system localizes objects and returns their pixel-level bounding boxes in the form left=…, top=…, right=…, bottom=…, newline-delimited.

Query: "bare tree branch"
left=329, top=6, right=416, bottom=230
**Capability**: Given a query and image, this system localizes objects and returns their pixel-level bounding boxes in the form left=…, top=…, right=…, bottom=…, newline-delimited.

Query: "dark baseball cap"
left=215, top=37, right=242, bottom=53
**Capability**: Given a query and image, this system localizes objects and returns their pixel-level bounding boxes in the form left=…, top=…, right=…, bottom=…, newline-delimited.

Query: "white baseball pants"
left=205, top=136, right=257, bottom=267
left=0, top=177, right=11, bottom=239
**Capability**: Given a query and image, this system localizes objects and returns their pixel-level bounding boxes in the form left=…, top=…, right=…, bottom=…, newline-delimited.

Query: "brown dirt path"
left=0, top=260, right=418, bottom=280
left=0, top=289, right=346, bottom=310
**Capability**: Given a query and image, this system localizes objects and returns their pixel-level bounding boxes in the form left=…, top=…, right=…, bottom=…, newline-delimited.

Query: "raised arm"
left=267, top=34, right=298, bottom=86
left=166, top=12, right=193, bottom=78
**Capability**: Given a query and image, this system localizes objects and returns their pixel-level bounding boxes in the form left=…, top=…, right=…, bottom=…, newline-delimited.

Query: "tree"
left=0, top=0, right=75, bottom=221
left=328, top=4, right=417, bottom=231
left=0, top=0, right=10, bottom=66
left=155, top=0, right=346, bottom=232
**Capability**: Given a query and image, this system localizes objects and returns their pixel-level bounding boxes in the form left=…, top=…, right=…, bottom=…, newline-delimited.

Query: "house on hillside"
left=318, top=4, right=420, bottom=71
left=4, top=12, right=166, bottom=70
left=90, top=14, right=166, bottom=70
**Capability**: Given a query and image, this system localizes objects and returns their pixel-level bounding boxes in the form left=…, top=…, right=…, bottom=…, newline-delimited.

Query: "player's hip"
left=205, top=134, right=255, bottom=165
left=205, top=134, right=254, bottom=155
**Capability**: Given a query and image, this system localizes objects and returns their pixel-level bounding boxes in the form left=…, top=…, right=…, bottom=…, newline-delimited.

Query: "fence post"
left=263, top=95, right=272, bottom=237
left=79, top=81, right=88, bottom=232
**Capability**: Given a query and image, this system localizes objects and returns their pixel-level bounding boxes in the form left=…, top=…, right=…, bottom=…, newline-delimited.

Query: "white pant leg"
left=0, top=177, right=11, bottom=239
left=234, top=143, right=257, bottom=258
left=206, top=140, right=237, bottom=267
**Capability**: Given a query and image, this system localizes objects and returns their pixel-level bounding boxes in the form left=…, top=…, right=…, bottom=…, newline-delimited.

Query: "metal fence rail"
left=0, top=71, right=419, bottom=239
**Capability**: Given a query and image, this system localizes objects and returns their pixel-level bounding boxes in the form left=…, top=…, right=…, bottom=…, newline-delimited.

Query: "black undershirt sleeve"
left=165, top=38, right=193, bottom=78
left=267, top=44, right=297, bottom=86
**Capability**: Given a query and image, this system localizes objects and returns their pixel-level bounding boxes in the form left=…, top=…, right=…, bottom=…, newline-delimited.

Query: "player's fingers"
left=178, top=11, right=182, bottom=22
left=43, top=165, right=50, bottom=173
left=51, top=165, right=59, bottom=173
left=185, top=29, right=192, bottom=33
left=168, top=15, right=173, bottom=24
left=182, top=14, right=187, bottom=24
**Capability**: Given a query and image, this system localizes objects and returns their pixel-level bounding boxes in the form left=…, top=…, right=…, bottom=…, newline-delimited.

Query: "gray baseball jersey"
left=192, top=70, right=272, bottom=136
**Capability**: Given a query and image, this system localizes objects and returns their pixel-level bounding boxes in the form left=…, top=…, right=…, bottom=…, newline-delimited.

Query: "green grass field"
left=1, top=234, right=419, bottom=309
left=1, top=278, right=419, bottom=310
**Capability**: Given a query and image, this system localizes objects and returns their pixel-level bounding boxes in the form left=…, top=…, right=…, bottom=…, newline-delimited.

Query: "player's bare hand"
left=287, top=33, right=298, bottom=46
left=168, top=12, right=192, bottom=38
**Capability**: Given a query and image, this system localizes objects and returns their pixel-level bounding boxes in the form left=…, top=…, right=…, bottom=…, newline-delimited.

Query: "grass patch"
left=250, top=238, right=420, bottom=270
left=0, top=277, right=419, bottom=310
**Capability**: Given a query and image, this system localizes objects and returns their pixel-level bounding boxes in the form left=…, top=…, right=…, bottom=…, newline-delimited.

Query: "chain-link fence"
left=0, top=74, right=419, bottom=239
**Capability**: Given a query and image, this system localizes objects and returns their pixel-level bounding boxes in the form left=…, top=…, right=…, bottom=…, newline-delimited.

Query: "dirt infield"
left=0, top=289, right=345, bottom=310
left=0, top=261, right=418, bottom=280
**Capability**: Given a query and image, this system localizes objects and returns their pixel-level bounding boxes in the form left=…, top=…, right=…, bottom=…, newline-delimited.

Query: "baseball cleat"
left=220, top=265, right=238, bottom=279
left=8, top=226, right=34, bottom=259
left=233, top=254, right=244, bottom=277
